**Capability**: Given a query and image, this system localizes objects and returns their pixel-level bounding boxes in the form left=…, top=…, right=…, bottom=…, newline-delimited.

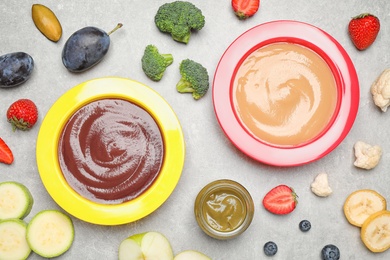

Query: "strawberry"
left=262, top=185, right=298, bottom=215
left=232, top=0, right=260, bottom=20
left=7, top=99, right=38, bottom=131
left=0, top=138, right=14, bottom=164
left=348, top=13, right=380, bottom=51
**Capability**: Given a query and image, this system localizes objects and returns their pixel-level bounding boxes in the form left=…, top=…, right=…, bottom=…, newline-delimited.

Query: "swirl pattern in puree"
left=58, top=99, right=164, bottom=204
left=233, top=43, right=337, bottom=146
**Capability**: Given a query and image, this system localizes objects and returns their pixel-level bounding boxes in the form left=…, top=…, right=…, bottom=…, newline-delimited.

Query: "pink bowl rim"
left=212, top=20, right=359, bottom=167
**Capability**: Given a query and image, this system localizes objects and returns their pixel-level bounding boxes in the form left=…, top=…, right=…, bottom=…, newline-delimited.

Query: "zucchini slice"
left=0, top=181, right=33, bottom=220
left=0, top=218, right=31, bottom=260
left=27, top=210, right=74, bottom=258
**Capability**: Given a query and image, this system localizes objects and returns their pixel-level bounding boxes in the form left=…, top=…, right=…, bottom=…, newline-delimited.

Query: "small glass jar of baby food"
left=194, top=179, right=254, bottom=240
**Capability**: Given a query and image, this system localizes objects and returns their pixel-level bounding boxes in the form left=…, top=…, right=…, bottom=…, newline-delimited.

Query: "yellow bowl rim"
left=36, top=77, right=185, bottom=225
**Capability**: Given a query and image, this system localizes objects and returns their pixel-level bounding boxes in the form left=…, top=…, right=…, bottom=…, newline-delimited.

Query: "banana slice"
left=343, top=189, right=386, bottom=227
left=361, top=210, right=390, bottom=252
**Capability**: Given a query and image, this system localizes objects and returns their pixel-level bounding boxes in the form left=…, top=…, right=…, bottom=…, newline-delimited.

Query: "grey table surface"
left=1, top=0, right=390, bottom=259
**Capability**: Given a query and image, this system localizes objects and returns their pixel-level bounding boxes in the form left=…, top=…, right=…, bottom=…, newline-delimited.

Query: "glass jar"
left=194, top=179, right=254, bottom=240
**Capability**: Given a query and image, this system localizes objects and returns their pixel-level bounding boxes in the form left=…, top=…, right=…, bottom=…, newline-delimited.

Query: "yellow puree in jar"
left=233, top=43, right=337, bottom=146
left=203, top=190, right=246, bottom=232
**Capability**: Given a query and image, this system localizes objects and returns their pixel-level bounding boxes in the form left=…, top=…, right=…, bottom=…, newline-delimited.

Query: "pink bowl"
left=212, top=20, right=359, bottom=167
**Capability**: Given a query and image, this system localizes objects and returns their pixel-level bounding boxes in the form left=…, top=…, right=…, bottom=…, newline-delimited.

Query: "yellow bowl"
left=36, top=77, right=185, bottom=225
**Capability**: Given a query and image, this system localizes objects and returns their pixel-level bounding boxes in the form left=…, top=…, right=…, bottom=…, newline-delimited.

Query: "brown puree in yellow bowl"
left=58, top=99, right=164, bottom=204
left=233, top=43, right=338, bottom=146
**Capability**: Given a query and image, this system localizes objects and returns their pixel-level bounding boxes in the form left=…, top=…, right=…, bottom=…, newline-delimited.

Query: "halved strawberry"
left=0, top=138, right=14, bottom=165
left=263, top=185, right=298, bottom=215
left=232, top=0, right=260, bottom=20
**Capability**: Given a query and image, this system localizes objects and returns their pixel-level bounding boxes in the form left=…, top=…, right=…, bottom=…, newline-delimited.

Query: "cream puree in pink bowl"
left=233, top=42, right=338, bottom=147
left=213, top=20, right=359, bottom=166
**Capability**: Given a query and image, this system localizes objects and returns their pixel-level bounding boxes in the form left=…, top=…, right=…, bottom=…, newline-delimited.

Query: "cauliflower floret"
left=354, top=141, right=382, bottom=170
left=311, top=172, right=332, bottom=197
left=371, top=69, right=390, bottom=112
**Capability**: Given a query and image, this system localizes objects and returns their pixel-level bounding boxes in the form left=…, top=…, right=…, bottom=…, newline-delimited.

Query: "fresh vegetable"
left=371, top=68, right=390, bottom=112
left=119, top=231, right=174, bottom=260
left=263, top=241, right=278, bottom=256
left=310, top=172, right=332, bottom=197
left=7, top=99, right=38, bottom=131
left=348, top=13, right=380, bottom=50
left=321, top=244, right=340, bottom=260
left=361, top=210, right=390, bottom=252
left=343, top=189, right=386, bottom=227
left=0, top=138, right=13, bottom=165
left=353, top=141, right=382, bottom=170
left=32, top=4, right=62, bottom=42
left=0, top=181, right=33, bottom=220
left=232, top=0, right=260, bottom=20
left=141, top=44, right=173, bottom=81
left=26, top=210, right=74, bottom=258
left=0, top=218, right=31, bottom=260
left=174, top=250, right=211, bottom=260
left=299, top=220, right=311, bottom=232
left=154, top=1, right=205, bottom=44
left=62, top=23, right=122, bottom=72
left=176, top=59, right=209, bottom=100
left=262, top=185, right=298, bottom=215
left=0, top=52, right=34, bottom=88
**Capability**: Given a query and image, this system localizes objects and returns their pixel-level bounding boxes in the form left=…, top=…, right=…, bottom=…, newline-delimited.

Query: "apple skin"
left=174, top=250, right=211, bottom=260
left=119, top=231, right=174, bottom=260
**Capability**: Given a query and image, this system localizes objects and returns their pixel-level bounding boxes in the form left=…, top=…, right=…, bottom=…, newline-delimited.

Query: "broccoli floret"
left=141, top=44, right=173, bottom=81
left=176, top=59, right=209, bottom=100
left=154, top=1, right=205, bottom=44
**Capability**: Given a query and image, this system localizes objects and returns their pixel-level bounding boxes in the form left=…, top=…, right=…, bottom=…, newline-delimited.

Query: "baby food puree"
left=58, top=99, right=164, bottom=204
left=233, top=42, right=338, bottom=146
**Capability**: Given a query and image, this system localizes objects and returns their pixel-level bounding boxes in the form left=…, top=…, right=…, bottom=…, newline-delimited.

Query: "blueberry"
left=263, top=241, right=278, bottom=256
left=321, top=244, right=340, bottom=260
left=299, top=219, right=311, bottom=232
left=0, top=52, right=34, bottom=87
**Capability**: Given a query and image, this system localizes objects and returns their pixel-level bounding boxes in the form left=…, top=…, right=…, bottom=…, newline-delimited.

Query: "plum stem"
left=108, top=23, right=123, bottom=35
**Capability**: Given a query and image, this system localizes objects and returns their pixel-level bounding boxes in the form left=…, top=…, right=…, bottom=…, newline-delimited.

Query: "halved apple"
left=174, top=250, right=211, bottom=260
left=118, top=231, right=174, bottom=260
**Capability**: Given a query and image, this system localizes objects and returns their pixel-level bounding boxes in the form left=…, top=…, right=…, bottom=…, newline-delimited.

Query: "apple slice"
left=119, top=231, right=173, bottom=260
left=174, top=250, right=211, bottom=260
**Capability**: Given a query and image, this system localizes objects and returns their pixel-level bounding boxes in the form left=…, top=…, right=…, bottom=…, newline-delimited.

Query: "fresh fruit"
left=7, top=99, right=38, bottom=131
left=348, top=13, right=380, bottom=50
left=299, top=220, right=311, bottom=232
left=321, top=244, right=340, bottom=260
left=0, top=52, right=34, bottom=87
left=62, top=23, right=122, bottom=72
left=26, top=210, right=74, bottom=258
left=0, top=218, right=31, bottom=260
left=174, top=250, right=211, bottom=260
left=232, top=0, right=260, bottom=20
left=343, top=189, right=386, bottom=227
left=0, top=181, right=33, bottom=220
left=262, top=185, right=298, bottom=215
left=0, top=138, right=13, bottom=165
left=119, top=231, right=173, bottom=260
left=361, top=210, right=390, bottom=252
left=263, top=241, right=277, bottom=256
left=32, top=4, right=62, bottom=42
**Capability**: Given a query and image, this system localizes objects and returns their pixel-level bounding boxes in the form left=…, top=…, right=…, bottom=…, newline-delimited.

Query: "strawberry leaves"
left=263, top=185, right=298, bottom=215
